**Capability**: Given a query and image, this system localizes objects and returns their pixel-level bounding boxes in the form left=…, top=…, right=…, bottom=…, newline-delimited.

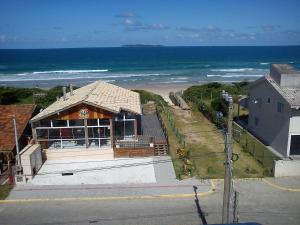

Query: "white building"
left=247, top=64, right=300, bottom=158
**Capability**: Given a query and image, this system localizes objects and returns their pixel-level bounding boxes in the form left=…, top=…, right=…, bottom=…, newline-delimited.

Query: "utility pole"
left=233, top=191, right=239, bottom=223
left=13, top=115, right=22, bottom=174
left=222, top=96, right=233, bottom=224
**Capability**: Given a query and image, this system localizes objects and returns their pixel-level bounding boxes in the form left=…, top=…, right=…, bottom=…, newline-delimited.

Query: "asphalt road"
left=0, top=178, right=299, bottom=225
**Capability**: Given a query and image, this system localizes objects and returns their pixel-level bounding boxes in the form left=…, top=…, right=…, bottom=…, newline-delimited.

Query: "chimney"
left=70, top=84, right=73, bottom=96
left=62, top=87, right=67, bottom=100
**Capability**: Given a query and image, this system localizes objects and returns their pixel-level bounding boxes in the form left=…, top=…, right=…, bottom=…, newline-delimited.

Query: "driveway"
left=27, top=156, right=176, bottom=185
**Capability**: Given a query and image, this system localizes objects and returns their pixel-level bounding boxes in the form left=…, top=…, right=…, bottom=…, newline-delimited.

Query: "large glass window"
left=114, top=120, right=134, bottom=139
left=87, top=119, right=98, bottom=126
left=52, top=120, right=67, bottom=127
left=69, top=119, right=84, bottom=127
left=40, top=120, right=51, bottom=127
left=36, top=118, right=112, bottom=149
left=100, top=118, right=110, bottom=126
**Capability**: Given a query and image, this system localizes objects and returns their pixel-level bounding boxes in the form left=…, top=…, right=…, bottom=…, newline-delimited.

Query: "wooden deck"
left=141, top=114, right=168, bottom=156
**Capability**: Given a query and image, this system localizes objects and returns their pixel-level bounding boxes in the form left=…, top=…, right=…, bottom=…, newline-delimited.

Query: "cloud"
left=261, top=24, right=275, bottom=32
left=281, top=29, right=300, bottom=37
left=115, top=12, right=138, bottom=18
left=115, top=12, right=169, bottom=31
left=0, top=35, right=6, bottom=42
left=178, top=25, right=221, bottom=33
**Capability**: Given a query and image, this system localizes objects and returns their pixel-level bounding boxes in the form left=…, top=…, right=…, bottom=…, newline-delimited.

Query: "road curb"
left=262, top=178, right=300, bottom=192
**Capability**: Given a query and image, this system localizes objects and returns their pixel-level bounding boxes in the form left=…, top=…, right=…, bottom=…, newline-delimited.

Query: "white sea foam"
left=206, top=74, right=263, bottom=78
left=170, top=77, right=188, bottom=80
left=259, top=62, right=269, bottom=65
left=158, top=80, right=188, bottom=84
left=32, top=69, right=109, bottom=74
left=0, top=72, right=172, bottom=82
left=210, top=68, right=254, bottom=72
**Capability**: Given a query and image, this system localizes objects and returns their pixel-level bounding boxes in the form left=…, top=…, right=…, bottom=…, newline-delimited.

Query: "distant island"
left=121, top=44, right=165, bottom=48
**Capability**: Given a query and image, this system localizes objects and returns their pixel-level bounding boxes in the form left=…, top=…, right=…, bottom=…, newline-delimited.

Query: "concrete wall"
left=280, top=73, right=300, bottom=87
left=20, top=144, right=43, bottom=180
left=274, top=159, right=300, bottom=177
left=248, top=80, right=291, bottom=157
left=289, top=113, right=300, bottom=134
left=270, top=65, right=282, bottom=85
left=45, top=148, right=114, bottom=161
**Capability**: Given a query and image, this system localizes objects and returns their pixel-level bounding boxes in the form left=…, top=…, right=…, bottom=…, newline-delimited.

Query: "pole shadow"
left=193, top=185, right=208, bottom=225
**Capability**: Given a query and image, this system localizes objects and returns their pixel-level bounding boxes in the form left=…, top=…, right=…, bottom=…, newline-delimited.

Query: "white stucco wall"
left=20, top=144, right=43, bottom=180
left=274, top=159, right=300, bottom=177
left=289, top=111, right=300, bottom=133
left=248, top=80, right=291, bottom=157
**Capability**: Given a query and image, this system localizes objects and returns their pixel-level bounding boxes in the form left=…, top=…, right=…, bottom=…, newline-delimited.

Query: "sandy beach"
left=124, top=83, right=193, bottom=104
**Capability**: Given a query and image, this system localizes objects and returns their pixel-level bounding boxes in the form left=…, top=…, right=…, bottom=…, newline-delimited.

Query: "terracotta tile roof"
left=31, top=81, right=141, bottom=122
left=0, top=104, right=36, bottom=152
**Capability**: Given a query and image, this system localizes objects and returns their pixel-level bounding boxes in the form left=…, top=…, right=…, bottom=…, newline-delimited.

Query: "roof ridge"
left=83, top=81, right=100, bottom=101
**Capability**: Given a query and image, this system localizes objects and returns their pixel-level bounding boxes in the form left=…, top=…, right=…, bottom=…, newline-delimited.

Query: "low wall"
left=114, top=147, right=154, bottom=158
left=20, top=144, right=43, bottom=180
left=45, top=148, right=114, bottom=161
left=274, top=159, right=300, bottom=177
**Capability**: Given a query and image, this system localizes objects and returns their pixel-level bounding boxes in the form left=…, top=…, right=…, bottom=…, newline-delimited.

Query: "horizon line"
left=1, top=44, right=300, bottom=50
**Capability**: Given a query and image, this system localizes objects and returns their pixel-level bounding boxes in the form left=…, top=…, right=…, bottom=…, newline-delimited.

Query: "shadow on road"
left=193, top=185, right=208, bottom=225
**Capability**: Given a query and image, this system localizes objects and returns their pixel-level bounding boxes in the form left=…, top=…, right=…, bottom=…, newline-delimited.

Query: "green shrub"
left=211, top=97, right=228, bottom=116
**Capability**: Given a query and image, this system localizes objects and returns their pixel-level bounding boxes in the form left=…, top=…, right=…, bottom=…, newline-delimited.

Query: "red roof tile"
left=0, top=104, right=36, bottom=152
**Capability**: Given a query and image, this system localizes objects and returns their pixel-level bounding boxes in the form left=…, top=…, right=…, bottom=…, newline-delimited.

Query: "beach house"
left=246, top=64, right=300, bottom=158
left=30, top=81, right=168, bottom=160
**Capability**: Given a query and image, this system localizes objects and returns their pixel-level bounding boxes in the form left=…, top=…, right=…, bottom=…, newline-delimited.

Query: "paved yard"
left=27, top=156, right=176, bottom=185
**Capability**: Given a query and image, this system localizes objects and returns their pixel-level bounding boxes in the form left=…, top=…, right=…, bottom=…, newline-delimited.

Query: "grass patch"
left=171, top=104, right=264, bottom=179
left=160, top=110, right=185, bottom=179
left=0, top=185, right=13, bottom=200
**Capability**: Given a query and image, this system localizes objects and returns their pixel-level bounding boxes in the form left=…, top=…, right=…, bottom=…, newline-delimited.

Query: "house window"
left=254, top=117, right=259, bottom=126
left=277, top=102, right=284, bottom=113
left=52, top=120, right=67, bottom=127
left=69, top=119, right=84, bottom=127
left=290, top=135, right=300, bottom=155
left=267, top=97, right=271, bottom=103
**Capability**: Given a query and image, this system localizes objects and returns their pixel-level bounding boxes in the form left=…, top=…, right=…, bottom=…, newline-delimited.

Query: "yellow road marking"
left=0, top=191, right=217, bottom=204
left=262, top=178, right=300, bottom=192
left=0, top=181, right=218, bottom=204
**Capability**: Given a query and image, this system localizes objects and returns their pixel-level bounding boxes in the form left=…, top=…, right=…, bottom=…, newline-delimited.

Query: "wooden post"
left=31, top=122, right=38, bottom=144
left=84, top=119, right=88, bottom=148
left=110, top=118, right=113, bottom=149
left=134, top=115, right=137, bottom=138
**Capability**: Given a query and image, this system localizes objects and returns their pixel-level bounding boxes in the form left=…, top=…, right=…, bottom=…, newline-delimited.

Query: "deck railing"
left=114, top=135, right=154, bottom=149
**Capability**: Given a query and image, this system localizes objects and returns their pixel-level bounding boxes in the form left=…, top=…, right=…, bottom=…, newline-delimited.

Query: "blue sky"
left=0, top=0, right=300, bottom=48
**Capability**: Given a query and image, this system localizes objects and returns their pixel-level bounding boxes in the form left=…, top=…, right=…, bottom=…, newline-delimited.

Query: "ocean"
left=0, top=46, right=299, bottom=88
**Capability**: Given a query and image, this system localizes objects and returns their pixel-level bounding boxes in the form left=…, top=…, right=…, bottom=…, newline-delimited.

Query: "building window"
left=52, top=120, right=67, bottom=127
left=267, top=97, right=271, bottom=103
left=290, top=135, right=300, bottom=155
left=254, top=117, right=259, bottom=126
left=277, top=102, right=284, bottom=113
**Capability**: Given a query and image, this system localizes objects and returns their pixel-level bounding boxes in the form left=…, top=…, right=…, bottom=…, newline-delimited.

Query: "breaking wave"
left=206, top=74, right=263, bottom=78
left=210, top=68, right=255, bottom=72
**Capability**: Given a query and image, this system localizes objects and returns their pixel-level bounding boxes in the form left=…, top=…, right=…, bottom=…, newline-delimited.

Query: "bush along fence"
left=184, top=93, right=279, bottom=177
left=158, top=101, right=194, bottom=179
left=232, top=122, right=280, bottom=176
